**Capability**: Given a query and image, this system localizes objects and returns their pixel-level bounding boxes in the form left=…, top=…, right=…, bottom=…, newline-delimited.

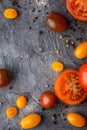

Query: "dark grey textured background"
left=0, top=0, right=87, bottom=130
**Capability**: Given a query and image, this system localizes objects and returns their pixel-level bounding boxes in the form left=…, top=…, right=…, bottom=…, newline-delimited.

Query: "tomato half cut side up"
left=54, top=69, right=86, bottom=105
left=66, top=0, right=87, bottom=21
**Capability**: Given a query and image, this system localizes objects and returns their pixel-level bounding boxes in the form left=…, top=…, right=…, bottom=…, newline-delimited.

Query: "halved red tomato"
left=54, top=69, right=86, bottom=105
left=66, top=0, right=87, bottom=21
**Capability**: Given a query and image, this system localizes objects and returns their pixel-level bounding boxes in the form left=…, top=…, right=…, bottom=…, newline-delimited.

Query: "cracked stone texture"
left=0, top=0, right=87, bottom=130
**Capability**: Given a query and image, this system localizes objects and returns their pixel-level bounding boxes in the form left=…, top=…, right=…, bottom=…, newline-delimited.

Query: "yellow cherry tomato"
left=4, top=8, right=18, bottom=19
left=67, top=112, right=86, bottom=127
left=16, top=96, right=27, bottom=109
left=20, top=113, right=41, bottom=129
left=5, top=107, right=17, bottom=118
left=51, top=61, right=64, bottom=72
left=74, top=42, right=87, bottom=59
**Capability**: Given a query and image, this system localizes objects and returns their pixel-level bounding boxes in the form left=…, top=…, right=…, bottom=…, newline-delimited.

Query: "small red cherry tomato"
left=40, top=91, right=56, bottom=109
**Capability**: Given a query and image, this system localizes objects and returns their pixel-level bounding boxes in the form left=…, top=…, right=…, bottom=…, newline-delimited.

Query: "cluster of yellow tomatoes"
left=5, top=95, right=41, bottom=129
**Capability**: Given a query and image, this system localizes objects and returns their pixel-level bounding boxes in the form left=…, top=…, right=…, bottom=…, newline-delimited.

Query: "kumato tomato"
left=66, top=0, right=87, bottom=21
left=54, top=69, right=86, bottom=105
left=0, top=69, right=11, bottom=87
left=45, top=12, right=68, bottom=32
left=79, top=63, right=87, bottom=91
left=40, top=91, right=56, bottom=109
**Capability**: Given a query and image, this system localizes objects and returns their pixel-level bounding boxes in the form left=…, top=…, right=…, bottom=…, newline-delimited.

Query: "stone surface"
left=0, top=0, right=87, bottom=130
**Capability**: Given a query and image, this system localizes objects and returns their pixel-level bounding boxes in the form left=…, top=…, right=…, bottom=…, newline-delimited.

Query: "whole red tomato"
left=79, top=63, right=87, bottom=91
left=66, top=0, right=87, bottom=21
left=40, top=91, right=56, bottom=109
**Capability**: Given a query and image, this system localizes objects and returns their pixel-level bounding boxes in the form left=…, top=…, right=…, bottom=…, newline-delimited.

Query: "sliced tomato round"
left=54, top=69, right=87, bottom=105
left=66, top=0, right=87, bottom=21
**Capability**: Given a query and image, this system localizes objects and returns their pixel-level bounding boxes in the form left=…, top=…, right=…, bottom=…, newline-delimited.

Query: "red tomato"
left=79, top=63, right=87, bottom=91
left=54, top=69, right=86, bottom=105
left=40, top=91, right=56, bottom=109
left=66, top=0, right=87, bottom=21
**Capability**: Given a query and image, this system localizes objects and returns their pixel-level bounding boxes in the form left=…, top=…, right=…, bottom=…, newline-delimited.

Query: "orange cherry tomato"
left=54, top=69, right=86, bottom=105
left=45, top=12, right=68, bottom=32
left=4, top=8, right=18, bottom=19
left=40, top=91, right=56, bottom=109
left=66, top=0, right=87, bottom=21
left=6, top=107, right=17, bottom=118
left=51, top=61, right=64, bottom=72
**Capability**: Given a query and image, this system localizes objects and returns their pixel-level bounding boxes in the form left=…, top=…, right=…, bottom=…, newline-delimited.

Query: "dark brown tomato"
left=0, top=69, right=12, bottom=87
left=45, top=12, right=68, bottom=32
left=40, top=91, right=56, bottom=109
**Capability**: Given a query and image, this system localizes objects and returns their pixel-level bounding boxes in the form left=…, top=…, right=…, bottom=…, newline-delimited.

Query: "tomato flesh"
left=54, top=69, right=86, bottom=105
left=66, top=0, right=87, bottom=21
left=79, top=63, right=87, bottom=91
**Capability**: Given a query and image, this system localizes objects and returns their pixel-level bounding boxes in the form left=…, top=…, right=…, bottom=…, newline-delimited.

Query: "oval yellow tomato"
left=20, top=113, right=41, bottom=129
left=16, top=96, right=27, bottom=109
left=67, top=112, right=86, bottom=127
left=74, top=42, right=87, bottom=59
left=4, top=8, right=18, bottom=19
